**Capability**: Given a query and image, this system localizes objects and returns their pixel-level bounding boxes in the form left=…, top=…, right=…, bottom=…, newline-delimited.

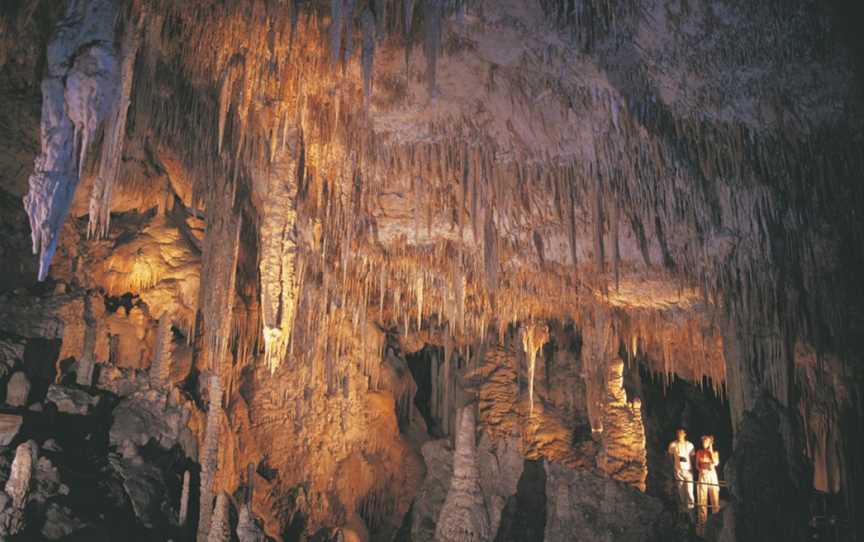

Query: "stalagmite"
left=2, top=441, right=38, bottom=535
left=237, top=464, right=266, bottom=541
left=207, top=493, right=231, bottom=542
left=255, top=137, right=301, bottom=374
left=76, top=294, right=99, bottom=387
left=179, top=470, right=191, bottom=527
left=434, top=407, right=490, bottom=542
left=150, top=312, right=173, bottom=388
left=88, top=15, right=143, bottom=239
left=23, top=0, right=119, bottom=280
left=197, top=374, right=223, bottom=542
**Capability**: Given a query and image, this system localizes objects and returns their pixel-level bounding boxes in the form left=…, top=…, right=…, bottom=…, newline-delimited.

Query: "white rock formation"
left=179, top=469, right=190, bottom=526
left=23, top=0, right=119, bottom=280
left=2, top=440, right=38, bottom=535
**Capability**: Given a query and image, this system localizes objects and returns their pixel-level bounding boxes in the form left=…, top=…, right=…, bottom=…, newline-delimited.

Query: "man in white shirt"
left=667, top=428, right=695, bottom=511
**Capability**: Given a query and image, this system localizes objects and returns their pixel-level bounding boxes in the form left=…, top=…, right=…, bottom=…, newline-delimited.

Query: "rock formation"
left=434, top=407, right=491, bottom=542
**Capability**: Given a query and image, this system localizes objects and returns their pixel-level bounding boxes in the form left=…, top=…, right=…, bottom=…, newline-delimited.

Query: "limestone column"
left=434, top=407, right=491, bottom=542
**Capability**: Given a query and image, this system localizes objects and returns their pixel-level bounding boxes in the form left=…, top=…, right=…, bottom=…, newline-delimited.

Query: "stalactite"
left=404, top=0, right=416, bottom=37
left=521, top=323, right=549, bottom=416
left=88, top=14, right=143, bottom=239
left=611, top=196, right=620, bottom=291
left=330, top=0, right=345, bottom=66
left=483, top=211, right=498, bottom=291
left=593, top=174, right=605, bottom=275
left=255, top=138, right=301, bottom=374
left=24, top=0, right=119, bottom=280
left=197, top=374, right=223, bottom=542
left=218, top=58, right=243, bottom=156
left=423, top=0, right=443, bottom=97
left=361, top=8, right=376, bottom=108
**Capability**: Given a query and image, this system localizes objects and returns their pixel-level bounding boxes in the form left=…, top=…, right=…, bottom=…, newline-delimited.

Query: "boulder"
left=5, top=371, right=30, bottom=406
left=0, top=414, right=23, bottom=445
left=41, top=502, right=87, bottom=540
left=109, top=389, right=191, bottom=450
left=45, top=384, right=100, bottom=415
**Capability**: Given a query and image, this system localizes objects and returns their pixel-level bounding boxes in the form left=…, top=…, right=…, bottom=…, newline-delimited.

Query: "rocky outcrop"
left=46, top=383, right=101, bottom=414
left=544, top=462, right=667, bottom=542
left=109, top=388, right=194, bottom=453
left=434, top=407, right=491, bottom=542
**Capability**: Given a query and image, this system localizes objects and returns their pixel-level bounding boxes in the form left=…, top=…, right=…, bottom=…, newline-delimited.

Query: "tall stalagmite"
left=434, top=407, right=491, bottom=542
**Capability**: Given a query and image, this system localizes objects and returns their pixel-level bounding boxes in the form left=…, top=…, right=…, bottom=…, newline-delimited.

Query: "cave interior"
left=0, top=0, right=863, bottom=541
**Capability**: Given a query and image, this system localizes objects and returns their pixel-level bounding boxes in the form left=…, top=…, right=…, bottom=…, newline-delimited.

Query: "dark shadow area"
left=494, top=459, right=547, bottom=542
left=6, top=387, right=186, bottom=541
left=21, top=337, right=60, bottom=403
left=405, top=345, right=440, bottom=437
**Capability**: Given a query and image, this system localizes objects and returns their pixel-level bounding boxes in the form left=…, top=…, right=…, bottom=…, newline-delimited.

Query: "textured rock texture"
left=544, top=462, right=666, bottom=542
left=0, top=414, right=22, bottom=446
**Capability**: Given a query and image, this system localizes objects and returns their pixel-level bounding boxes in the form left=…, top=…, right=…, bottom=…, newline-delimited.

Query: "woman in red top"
left=696, top=435, right=720, bottom=523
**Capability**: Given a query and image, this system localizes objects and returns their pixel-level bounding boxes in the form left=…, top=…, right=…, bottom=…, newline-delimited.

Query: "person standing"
left=696, top=434, right=721, bottom=523
left=667, top=428, right=695, bottom=511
